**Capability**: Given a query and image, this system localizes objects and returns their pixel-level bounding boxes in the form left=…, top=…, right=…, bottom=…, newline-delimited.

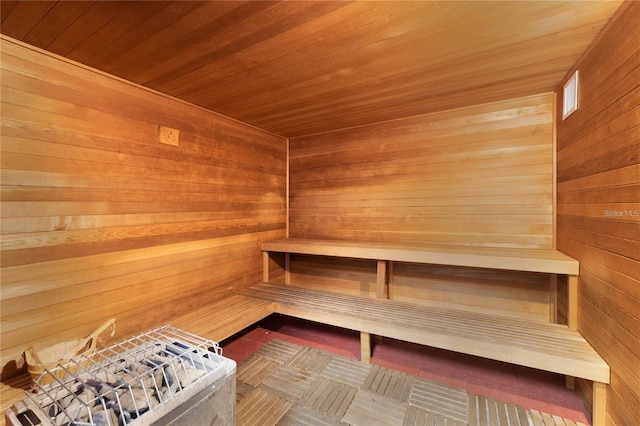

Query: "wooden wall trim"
left=552, top=92, right=559, bottom=249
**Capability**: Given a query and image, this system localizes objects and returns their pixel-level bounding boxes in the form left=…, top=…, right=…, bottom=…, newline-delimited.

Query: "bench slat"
left=170, top=294, right=275, bottom=343
left=261, top=238, right=579, bottom=275
left=239, top=283, right=609, bottom=384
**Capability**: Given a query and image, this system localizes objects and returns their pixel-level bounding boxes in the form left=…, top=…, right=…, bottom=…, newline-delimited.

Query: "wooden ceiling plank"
left=66, top=1, right=170, bottom=66
left=160, top=2, right=390, bottom=98
left=177, top=2, right=457, bottom=109
left=0, top=0, right=55, bottom=40
left=102, top=1, right=242, bottom=75
left=205, top=1, right=567, bottom=106
left=256, top=75, right=557, bottom=137
left=0, top=0, right=624, bottom=137
left=206, top=2, right=611, bottom=121
left=222, top=27, right=598, bottom=130
left=205, top=17, right=566, bottom=119
left=152, top=1, right=353, bottom=94
left=127, top=1, right=283, bottom=86
left=237, top=2, right=422, bottom=66
left=0, top=1, right=18, bottom=23
left=23, top=1, right=95, bottom=49
left=44, top=1, right=132, bottom=56
left=176, top=2, right=432, bottom=95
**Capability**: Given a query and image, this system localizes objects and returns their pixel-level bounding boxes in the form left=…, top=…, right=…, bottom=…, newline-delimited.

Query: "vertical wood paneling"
left=0, top=36, right=287, bottom=379
left=555, top=3, right=640, bottom=424
left=286, top=94, right=556, bottom=319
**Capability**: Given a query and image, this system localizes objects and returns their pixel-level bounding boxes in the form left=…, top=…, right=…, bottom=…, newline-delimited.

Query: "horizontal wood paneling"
left=286, top=94, right=556, bottom=319
left=287, top=256, right=553, bottom=323
left=0, top=36, right=287, bottom=380
left=391, top=264, right=551, bottom=322
left=0, top=1, right=623, bottom=137
left=289, top=93, right=555, bottom=249
left=555, top=2, right=640, bottom=424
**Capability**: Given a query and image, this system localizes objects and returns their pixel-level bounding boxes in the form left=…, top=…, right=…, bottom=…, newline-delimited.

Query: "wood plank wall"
left=555, top=3, right=639, bottom=424
left=0, top=36, right=287, bottom=380
left=288, top=94, right=556, bottom=319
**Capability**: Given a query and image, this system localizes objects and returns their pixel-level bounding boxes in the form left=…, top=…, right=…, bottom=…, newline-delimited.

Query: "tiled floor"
left=222, top=314, right=592, bottom=425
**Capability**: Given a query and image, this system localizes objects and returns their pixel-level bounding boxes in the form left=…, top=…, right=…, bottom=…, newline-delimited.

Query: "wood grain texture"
left=0, top=36, right=287, bottom=380
left=289, top=257, right=554, bottom=323
left=555, top=3, right=640, bottom=424
left=241, top=282, right=610, bottom=384
left=286, top=94, right=558, bottom=320
left=0, top=1, right=623, bottom=137
left=289, top=93, right=555, bottom=249
left=263, top=238, right=577, bottom=322
left=262, top=238, right=578, bottom=274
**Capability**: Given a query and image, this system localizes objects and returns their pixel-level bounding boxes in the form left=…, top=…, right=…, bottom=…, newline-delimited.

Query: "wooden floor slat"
left=362, top=365, right=415, bottom=402
left=236, top=387, right=292, bottom=426
left=342, top=390, right=408, bottom=426
left=404, top=405, right=467, bottom=426
left=289, top=346, right=334, bottom=376
left=410, top=377, right=468, bottom=423
left=236, top=354, right=280, bottom=387
left=260, top=365, right=317, bottom=402
left=255, top=339, right=303, bottom=364
left=236, top=340, right=587, bottom=426
left=320, top=356, right=371, bottom=388
left=278, top=404, right=346, bottom=426
left=300, top=376, right=358, bottom=420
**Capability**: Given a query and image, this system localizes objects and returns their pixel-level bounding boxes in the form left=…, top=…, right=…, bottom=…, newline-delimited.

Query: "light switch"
left=158, top=126, right=179, bottom=146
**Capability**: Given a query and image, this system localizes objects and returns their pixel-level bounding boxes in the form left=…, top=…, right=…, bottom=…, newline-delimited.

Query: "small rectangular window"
left=562, top=71, right=578, bottom=120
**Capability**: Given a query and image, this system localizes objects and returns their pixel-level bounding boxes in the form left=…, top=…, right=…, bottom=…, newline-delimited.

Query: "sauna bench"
left=257, top=238, right=609, bottom=423
left=238, top=282, right=610, bottom=423
left=169, top=293, right=275, bottom=343
left=261, top=237, right=581, bottom=328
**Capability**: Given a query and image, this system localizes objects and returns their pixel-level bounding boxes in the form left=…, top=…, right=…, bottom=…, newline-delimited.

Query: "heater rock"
left=94, top=370, right=119, bottom=385
left=162, top=377, right=180, bottom=402
left=118, top=372, right=140, bottom=388
left=91, top=407, right=119, bottom=426
left=118, top=387, right=152, bottom=412
left=75, top=388, right=96, bottom=406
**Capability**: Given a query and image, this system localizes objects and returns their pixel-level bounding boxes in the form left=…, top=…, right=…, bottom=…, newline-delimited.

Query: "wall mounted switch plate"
left=158, top=126, right=179, bottom=146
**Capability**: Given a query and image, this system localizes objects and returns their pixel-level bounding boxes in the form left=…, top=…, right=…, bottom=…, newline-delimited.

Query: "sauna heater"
left=6, top=325, right=236, bottom=426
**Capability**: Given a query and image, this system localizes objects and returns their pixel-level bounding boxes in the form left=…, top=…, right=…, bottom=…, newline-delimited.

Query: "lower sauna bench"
left=238, top=282, right=610, bottom=424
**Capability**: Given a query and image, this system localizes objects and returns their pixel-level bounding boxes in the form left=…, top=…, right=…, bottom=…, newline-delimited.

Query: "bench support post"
left=568, top=275, right=578, bottom=329
left=549, top=275, right=558, bottom=323
left=360, top=331, right=371, bottom=363
left=592, top=381, right=607, bottom=426
left=263, top=252, right=270, bottom=282
left=565, top=375, right=575, bottom=390
left=262, top=251, right=291, bottom=284
left=285, top=253, right=291, bottom=284
left=376, top=260, right=387, bottom=299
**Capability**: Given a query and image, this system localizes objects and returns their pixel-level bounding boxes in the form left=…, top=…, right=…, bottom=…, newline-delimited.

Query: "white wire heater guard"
left=8, top=325, right=236, bottom=426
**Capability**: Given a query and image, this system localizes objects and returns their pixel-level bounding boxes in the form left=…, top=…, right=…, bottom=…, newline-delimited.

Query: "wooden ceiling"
left=1, top=1, right=623, bottom=138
